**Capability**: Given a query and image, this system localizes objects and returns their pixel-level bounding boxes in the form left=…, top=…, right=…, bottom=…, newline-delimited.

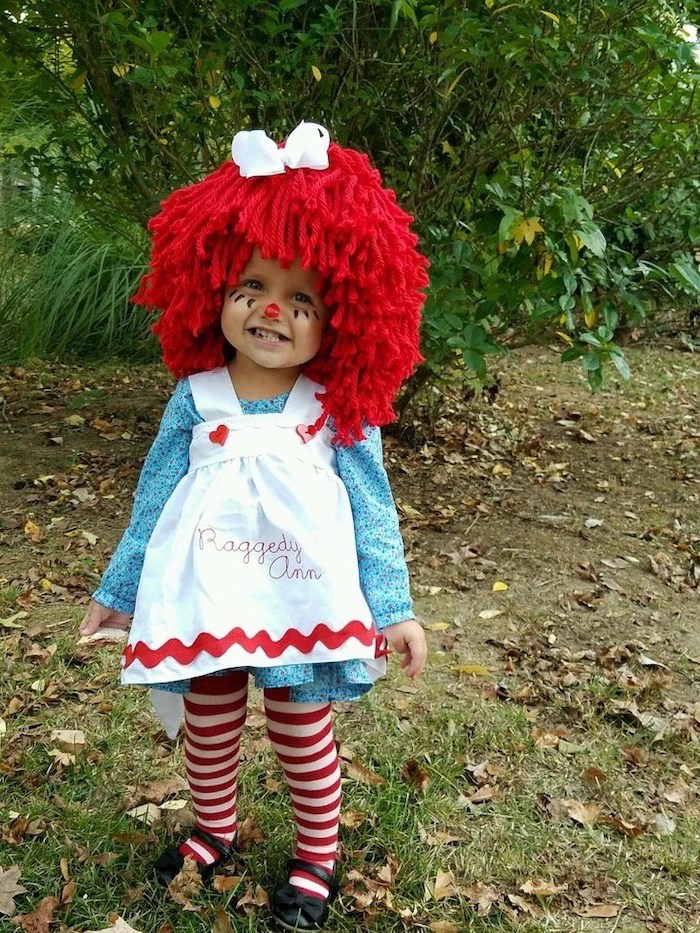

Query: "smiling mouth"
left=248, top=327, right=290, bottom=343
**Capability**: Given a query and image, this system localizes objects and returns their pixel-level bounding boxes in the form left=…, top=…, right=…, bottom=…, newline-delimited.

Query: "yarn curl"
left=133, top=142, right=428, bottom=445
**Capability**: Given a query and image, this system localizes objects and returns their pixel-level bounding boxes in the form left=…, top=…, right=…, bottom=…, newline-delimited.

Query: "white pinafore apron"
left=121, top=368, right=386, bottom=720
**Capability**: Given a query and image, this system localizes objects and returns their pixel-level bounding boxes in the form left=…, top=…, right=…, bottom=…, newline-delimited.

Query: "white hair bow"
left=231, top=121, right=330, bottom=178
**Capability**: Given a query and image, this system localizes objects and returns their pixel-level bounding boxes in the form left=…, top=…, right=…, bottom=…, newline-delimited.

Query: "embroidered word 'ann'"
left=196, top=528, right=322, bottom=580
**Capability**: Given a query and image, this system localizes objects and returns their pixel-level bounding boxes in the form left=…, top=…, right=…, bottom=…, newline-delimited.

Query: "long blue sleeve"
left=336, top=428, right=414, bottom=629
left=93, top=380, right=196, bottom=613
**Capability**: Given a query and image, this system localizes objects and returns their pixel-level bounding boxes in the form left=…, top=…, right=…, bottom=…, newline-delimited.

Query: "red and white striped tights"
left=178, top=673, right=339, bottom=900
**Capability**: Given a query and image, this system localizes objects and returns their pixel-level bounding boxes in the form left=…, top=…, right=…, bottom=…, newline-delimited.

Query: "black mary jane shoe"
left=154, top=827, right=236, bottom=887
left=270, top=859, right=339, bottom=931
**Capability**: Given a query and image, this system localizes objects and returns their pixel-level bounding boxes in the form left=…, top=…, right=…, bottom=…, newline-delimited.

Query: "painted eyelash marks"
left=293, top=308, right=320, bottom=321
left=228, top=290, right=255, bottom=308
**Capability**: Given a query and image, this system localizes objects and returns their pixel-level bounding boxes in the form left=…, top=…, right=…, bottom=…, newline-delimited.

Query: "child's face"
left=222, top=250, right=328, bottom=376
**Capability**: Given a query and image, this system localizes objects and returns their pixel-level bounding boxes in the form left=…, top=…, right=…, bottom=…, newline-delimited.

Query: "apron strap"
left=283, top=374, right=326, bottom=421
left=190, top=369, right=326, bottom=424
left=189, top=368, right=242, bottom=421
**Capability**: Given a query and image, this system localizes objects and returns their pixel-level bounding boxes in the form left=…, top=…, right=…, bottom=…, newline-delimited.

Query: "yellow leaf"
left=492, top=581, right=509, bottom=592
left=512, top=217, right=544, bottom=246
left=429, top=31, right=438, bottom=44
left=573, top=233, right=584, bottom=251
left=540, top=253, right=553, bottom=276
left=208, top=95, right=221, bottom=109
left=453, top=664, right=492, bottom=676
left=491, top=463, right=511, bottom=476
left=112, top=63, right=133, bottom=78
left=584, top=308, right=598, bottom=328
left=633, top=162, right=644, bottom=174
left=556, top=330, right=574, bottom=346
left=71, top=71, right=86, bottom=92
left=24, top=520, right=43, bottom=542
left=540, top=10, right=560, bottom=24
left=311, top=65, right=322, bottom=82
left=426, top=622, right=450, bottom=632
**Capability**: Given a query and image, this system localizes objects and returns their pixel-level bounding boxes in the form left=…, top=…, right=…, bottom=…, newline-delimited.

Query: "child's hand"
left=79, top=600, right=131, bottom=637
left=382, top=619, right=427, bottom=679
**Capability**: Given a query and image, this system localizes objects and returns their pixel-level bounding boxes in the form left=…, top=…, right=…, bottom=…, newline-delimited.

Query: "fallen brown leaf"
left=470, top=784, right=498, bottom=804
left=581, top=766, right=608, bottom=790
left=419, top=826, right=465, bottom=847
left=212, top=876, right=245, bottom=893
left=401, top=758, right=430, bottom=793
left=520, top=878, right=568, bottom=897
left=0, top=866, right=27, bottom=916
left=375, top=855, right=398, bottom=887
left=49, top=730, right=85, bottom=755
left=621, top=745, right=647, bottom=767
left=576, top=903, right=619, bottom=918
left=561, top=798, right=600, bottom=825
left=122, top=776, right=188, bottom=810
left=166, top=857, right=203, bottom=911
left=431, top=870, right=457, bottom=901
left=339, top=809, right=366, bottom=829
left=236, top=816, right=266, bottom=850
left=11, top=895, right=59, bottom=931
left=461, top=882, right=499, bottom=915
left=211, top=905, right=234, bottom=933
left=342, top=759, right=386, bottom=786
left=1, top=818, right=29, bottom=847
left=60, top=880, right=76, bottom=904
left=601, top=814, right=645, bottom=837
left=506, top=892, right=540, bottom=915
left=236, top=884, right=269, bottom=909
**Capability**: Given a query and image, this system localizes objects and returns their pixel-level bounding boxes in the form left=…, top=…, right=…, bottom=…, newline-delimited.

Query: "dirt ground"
left=393, top=345, right=700, bottom=685
left=0, top=343, right=698, bottom=678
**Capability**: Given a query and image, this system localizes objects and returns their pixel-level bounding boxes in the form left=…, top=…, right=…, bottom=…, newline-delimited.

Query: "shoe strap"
left=191, top=827, right=235, bottom=860
left=288, top=858, right=339, bottom=896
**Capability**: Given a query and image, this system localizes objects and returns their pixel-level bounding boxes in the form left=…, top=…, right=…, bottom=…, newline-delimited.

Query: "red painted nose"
left=263, top=303, right=280, bottom=319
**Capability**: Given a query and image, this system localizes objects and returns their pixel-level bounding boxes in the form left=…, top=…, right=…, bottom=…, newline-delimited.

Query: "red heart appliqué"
left=209, top=424, right=229, bottom=446
left=296, top=423, right=317, bottom=444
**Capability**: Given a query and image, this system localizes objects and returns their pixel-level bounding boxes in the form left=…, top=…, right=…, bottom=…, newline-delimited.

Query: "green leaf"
left=586, top=366, right=604, bottom=392
left=574, top=221, right=606, bottom=258
left=463, top=348, right=487, bottom=378
left=561, top=346, right=584, bottom=362
left=582, top=350, right=602, bottom=371
left=670, top=258, right=700, bottom=294
left=610, top=349, right=631, bottom=381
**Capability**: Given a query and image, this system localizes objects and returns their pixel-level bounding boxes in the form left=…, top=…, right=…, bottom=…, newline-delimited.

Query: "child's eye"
left=242, top=279, right=262, bottom=290
left=293, top=292, right=312, bottom=304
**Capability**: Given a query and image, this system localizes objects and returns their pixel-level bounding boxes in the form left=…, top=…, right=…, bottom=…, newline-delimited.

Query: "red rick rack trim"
left=122, top=619, right=379, bottom=670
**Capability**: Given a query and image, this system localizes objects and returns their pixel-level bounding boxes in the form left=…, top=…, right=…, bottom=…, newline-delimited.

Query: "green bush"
left=1, top=0, right=699, bottom=388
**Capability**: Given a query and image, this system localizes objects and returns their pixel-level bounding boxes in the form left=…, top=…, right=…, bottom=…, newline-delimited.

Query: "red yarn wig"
left=133, top=137, right=428, bottom=445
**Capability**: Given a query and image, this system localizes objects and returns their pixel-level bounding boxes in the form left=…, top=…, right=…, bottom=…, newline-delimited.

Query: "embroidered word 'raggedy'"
left=196, top=527, right=322, bottom=581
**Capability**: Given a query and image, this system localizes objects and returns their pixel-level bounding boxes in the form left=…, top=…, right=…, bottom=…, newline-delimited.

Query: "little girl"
left=80, top=121, right=429, bottom=931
